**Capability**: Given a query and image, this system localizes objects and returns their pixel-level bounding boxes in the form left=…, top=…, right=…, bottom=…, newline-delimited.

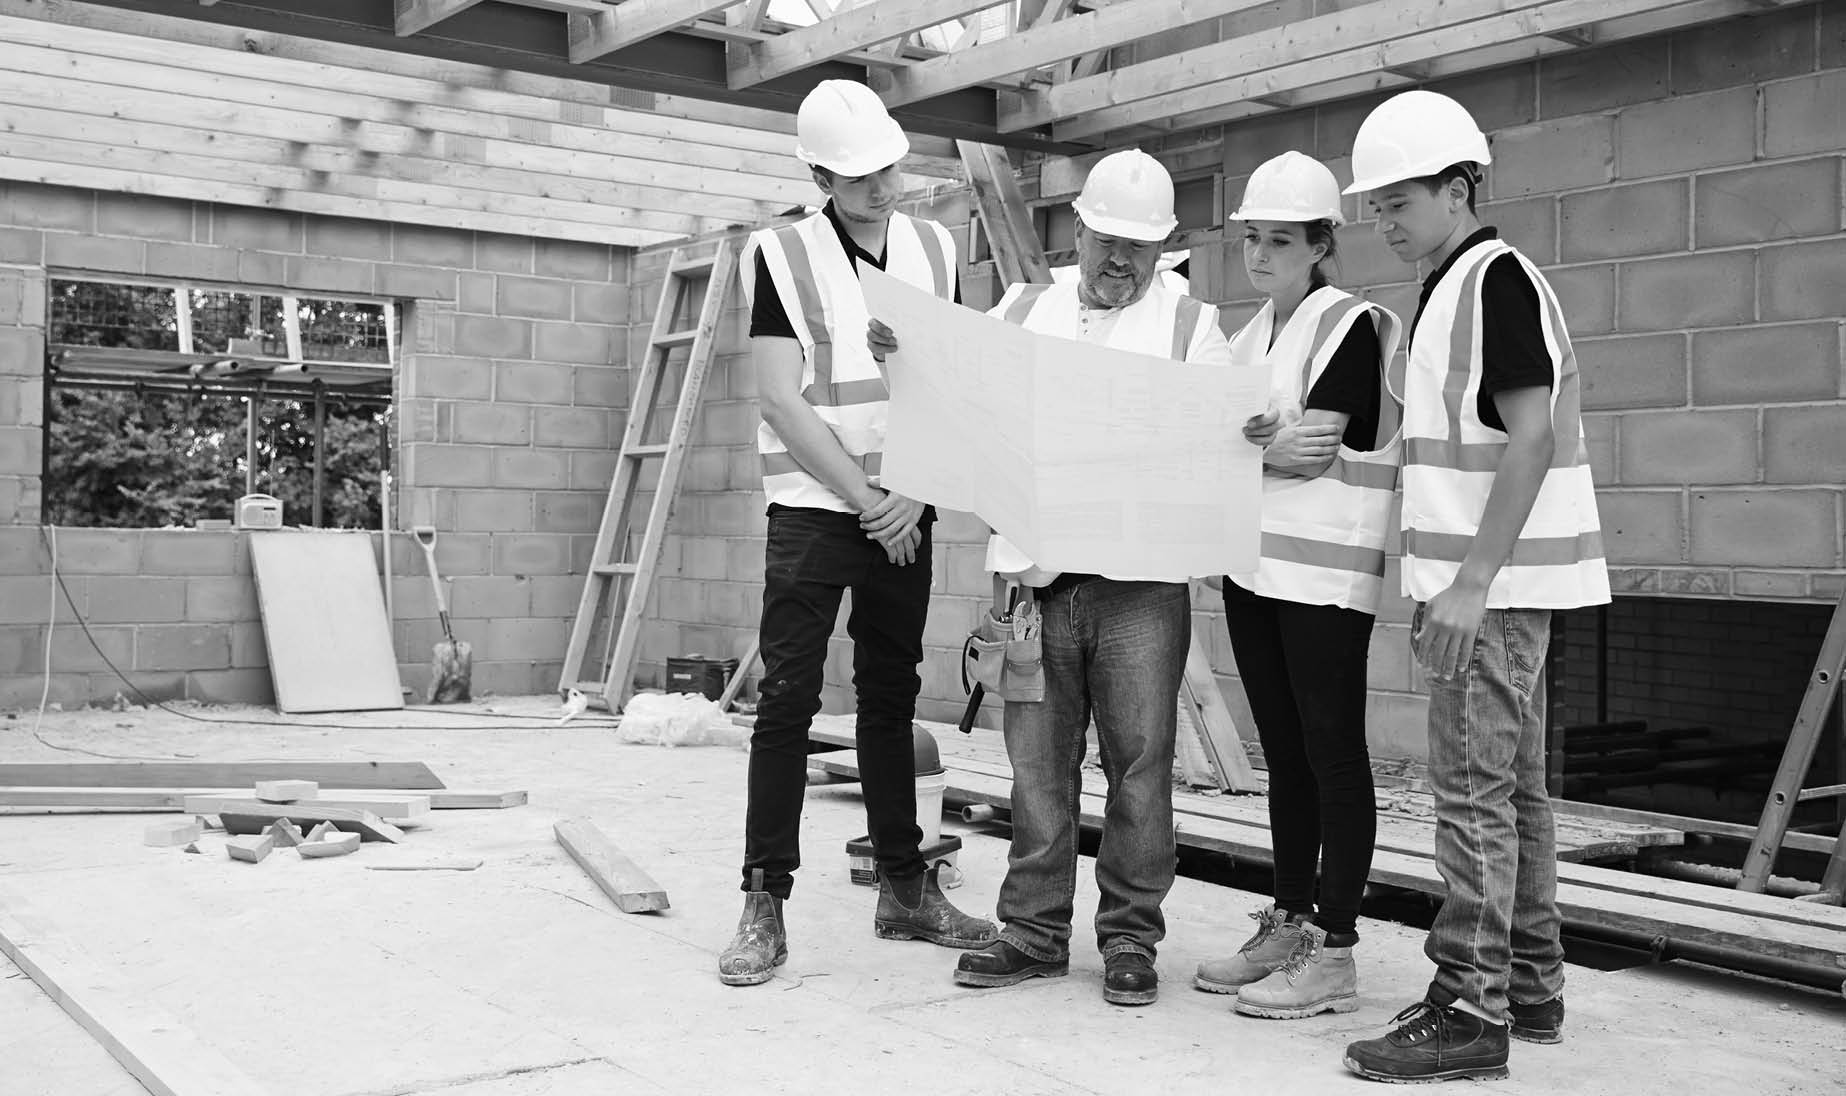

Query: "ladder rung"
left=1797, top=783, right=1846, bottom=802
left=593, top=562, right=639, bottom=576
left=568, top=681, right=607, bottom=697
left=625, top=443, right=670, bottom=459
left=656, top=329, right=699, bottom=348
left=670, top=256, right=716, bottom=276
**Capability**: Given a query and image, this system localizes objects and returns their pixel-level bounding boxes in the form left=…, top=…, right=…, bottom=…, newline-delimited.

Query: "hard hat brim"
left=798, top=121, right=910, bottom=179
left=1073, top=207, right=1177, bottom=243
left=1232, top=205, right=1347, bottom=227
left=1342, top=150, right=1493, bottom=196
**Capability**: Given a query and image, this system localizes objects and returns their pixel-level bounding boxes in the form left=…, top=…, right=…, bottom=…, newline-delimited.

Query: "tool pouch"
left=961, top=589, right=1045, bottom=704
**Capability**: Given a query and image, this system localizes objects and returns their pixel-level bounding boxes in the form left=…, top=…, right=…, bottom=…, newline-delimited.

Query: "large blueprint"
left=863, top=266, right=1267, bottom=581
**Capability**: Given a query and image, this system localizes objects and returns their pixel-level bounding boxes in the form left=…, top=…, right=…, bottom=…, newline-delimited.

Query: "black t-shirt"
left=1302, top=311, right=1382, bottom=452
left=749, top=201, right=958, bottom=338
left=1409, top=227, right=1554, bottom=432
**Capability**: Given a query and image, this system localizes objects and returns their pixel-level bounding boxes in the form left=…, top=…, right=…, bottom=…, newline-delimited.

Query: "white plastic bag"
left=615, top=691, right=748, bottom=748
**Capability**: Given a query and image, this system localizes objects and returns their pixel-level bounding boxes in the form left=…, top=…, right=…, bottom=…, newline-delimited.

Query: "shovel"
left=413, top=526, right=472, bottom=703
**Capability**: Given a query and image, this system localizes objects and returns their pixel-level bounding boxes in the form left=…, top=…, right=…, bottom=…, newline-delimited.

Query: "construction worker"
left=885, top=150, right=1231, bottom=1006
left=1336, top=91, right=1609, bottom=1082
left=719, top=80, right=995, bottom=988
left=1193, top=152, right=1403, bottom=1018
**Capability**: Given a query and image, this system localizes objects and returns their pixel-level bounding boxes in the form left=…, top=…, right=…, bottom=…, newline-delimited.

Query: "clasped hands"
left=860, top=317, right=922, bottom=565
left=1243, top=407, right=1341, bottom=470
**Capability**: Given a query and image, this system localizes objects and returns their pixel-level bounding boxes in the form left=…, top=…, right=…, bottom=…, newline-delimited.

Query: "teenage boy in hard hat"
left=876, top=150, right=1230, bottom=1006
left=1337, top=90, right=1609, bottom=1082
left=718, top=80, right=995, bottom=988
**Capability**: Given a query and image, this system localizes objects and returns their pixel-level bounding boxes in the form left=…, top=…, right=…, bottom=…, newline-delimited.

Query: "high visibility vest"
left=742, top=210, right=956, bottom=512
left=1227, top=287, right=1404, bottom=614
left=1401, top=239, right=1610, bottom=610
left=983, top=280, right=1223, bottom=584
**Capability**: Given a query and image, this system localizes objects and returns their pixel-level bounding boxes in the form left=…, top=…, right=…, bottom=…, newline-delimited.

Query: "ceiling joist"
left=393, top=0, right=486, bottom=37
left=569, top=0, right=746, bottom=63
left=728, top=0, right=1004, bottom=89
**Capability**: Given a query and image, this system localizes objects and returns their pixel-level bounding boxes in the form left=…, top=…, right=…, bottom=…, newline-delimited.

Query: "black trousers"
left=742, top=504, right=931, bottom=899
left=1222, top=580, right=1378, bottom=938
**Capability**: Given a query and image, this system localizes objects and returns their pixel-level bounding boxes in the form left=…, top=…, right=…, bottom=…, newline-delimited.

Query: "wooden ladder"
left=559, top=239, right=741, bottom=712
left=957, top=140, right=1259, bottom=794
left=1739, top=585, right=1846, bottom=903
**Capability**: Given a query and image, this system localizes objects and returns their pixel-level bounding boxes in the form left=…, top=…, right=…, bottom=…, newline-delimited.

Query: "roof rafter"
left=569, top=0, right=746, bottom=63
left=728, top=0, right=1007, bottom=89
left=393, top=0, right=486, bottom=37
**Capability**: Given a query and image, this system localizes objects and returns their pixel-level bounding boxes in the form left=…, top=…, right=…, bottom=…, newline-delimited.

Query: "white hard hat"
left=794, top=80, right=910, bottom=178
left=1072, top=149, right=1177, bottom=242
left=1233, top=151, right=1346, bottom=225
left=1343, top=90, right=1492, bottom=195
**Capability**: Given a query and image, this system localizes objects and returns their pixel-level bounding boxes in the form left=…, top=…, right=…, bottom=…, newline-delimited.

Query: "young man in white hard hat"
left=1337, top=90, right=1609, bottom=1082
left=884, top=150, right=1231, bottom=1006
left=719, top=79, right=995, bottom=987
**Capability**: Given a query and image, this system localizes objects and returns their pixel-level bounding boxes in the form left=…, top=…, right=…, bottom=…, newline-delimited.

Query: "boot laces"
left=1237, top=906, right=1283, bottom=955
left=1276, top=931, right=1322, bottom=982
left=1387, top=1001, right=1448, bottom=1045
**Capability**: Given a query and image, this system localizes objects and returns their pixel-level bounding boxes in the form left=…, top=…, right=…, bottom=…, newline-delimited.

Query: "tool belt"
left=961, top=575, right=1046, bottom=703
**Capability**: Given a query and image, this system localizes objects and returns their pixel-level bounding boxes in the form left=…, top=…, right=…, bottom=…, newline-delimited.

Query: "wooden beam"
left=878, top=0, right=1276, bottom=107
left=183, top=793, right=432, bottom=822
left=554, top=818, right=672, bottom=913
left=0, top=889, right=280, bottom=1096
left=0, top=761, right=444, bottom=790
left=729, top=0, right=1003, bottom=89
left=569, top=0, right=744, bottom=63
left=956, top=140, right=1052, bottom=286
left=0, top=787, right=525, bottom=810
left=394, top=0, right=487, bottom=37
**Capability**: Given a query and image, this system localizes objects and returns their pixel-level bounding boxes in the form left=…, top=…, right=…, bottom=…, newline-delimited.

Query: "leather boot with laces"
left=717, top=869, right=786, bottom=987
left=1194, top=904, right=1305, bottom=994
left=1344, top=1000, right=1510, bottom=1083
left=1235, top=922, right=1359, bottom=1019
left=874, top=863, right=997, bottom=948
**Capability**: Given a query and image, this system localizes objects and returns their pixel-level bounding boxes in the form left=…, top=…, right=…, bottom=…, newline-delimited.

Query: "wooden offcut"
left=553, top=818, right=670, bottom=914
left=248, top=531, right=404, bottom=714
left=0, top=787, right=519, bottom=812
left=142, top=820, right=201, bottom=847
left=217, top=806, right=403, bottom=844
left=225, top=835, right=274, bottom=864
left=298, top=831, right=361, bottom=859
left=1179, top=641, right=1261, bottom=793
left=0, top=761, right=445, bottom=789
left=253, top=780, right=317, bottom=803
left=185, top=793, right=430, bottom=822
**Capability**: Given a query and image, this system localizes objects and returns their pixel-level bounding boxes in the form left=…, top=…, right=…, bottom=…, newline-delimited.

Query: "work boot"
left=954, top=939, right=1069, bottom=988
left=1194, top=904, right=1305, bottom=994
left=1102, top=952, right=1158, bottom=1006
left=874, top=864, right=997, bottom=948
left=717, top=870, right=786, bottom=987
left=1343, top=1001, right=1510, bottom=1084
left=1509, top=995, right=1564, bottom=1044
left=1234, top=922, right=1360, bottom=1019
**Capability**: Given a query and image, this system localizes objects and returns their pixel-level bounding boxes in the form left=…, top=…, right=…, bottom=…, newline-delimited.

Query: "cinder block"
left=1595, top=490, right=1685, bottom=565
left=185, top=576, right=259, bottom=622
left=475, top=232, right=533, bottom=274
left=1582, top=412, right=1617, bottom=485
left=1669, top=6, right=1814, bottom=94
left=1426, top=66, right=1537, bottom=135
left=448, top=575, right=531, bottom=618
left=141, top=242, right=236, bottom=282
left=533, top=321, right=616, bottom=365
left=1763, top=405, right=1846, bottom=485
left=1733, top=570, right=1808, bottom=599
left=0, top=181, right=92, bottom=231
left=457, top=272, right=495, bottom=314
left=493, top=448, right=570, bottom=490
left=682, top=446, right=729, bottom=492
left=142, top=531, right=236, bottom=575
left=528, top=574, right=583, bottom=617
left=495, top=275, right=575, bottom=320
left=535, top=239, right=611, bottom=281
left=70, top=576, right=183, bottom=624
left=304, top=216, right=393, bottom=260
left=573, top=282, right=628, bottom=325
left=1559, top=180, right=1687, bottom=262
left=1616, top=88, right=1756, bottom=179
left=1311, top=93, right=1390, bottom=163
left=1545, top=263, right=1616, bottom=336
left=1366, top=622, right=1413, bottom=693
left=1539, top=39, right=1670, bottom=118
left=453, top=489, right=535, bottom=533
left=1223, top=110, right=1321, bottom=178
left=1760, top=239, right=1846, bottom=322
left=1689, top=489, right=1839, bottom=567
left=53, top=530, right=142, bottom=575
left=393, top=224, right=473, bottom=268
left=210, top=207, right=302, bottom=252
left=726, top=537, right=765, bottom=584
left=1692, top=323, right=1839, bottom=405
left=0, top=671, right=87, bottom=711
left=533, top=407, right=609, bottom=449
left=1490, top=115, right=1615, bottom=198
left=0, top=426, right=40, bottom=475
left=0, top=227, right=43, bottom=264
left=406, top=355, right=491, bottom=401
left=534, top=491, right=600, bottom=536
left=1577, top=333, right=1687, bottom=409
left=45, top=234, right=144, bottom=275
left=495, top=361, right=574, bottom=405
left=1617, top=409, right=1757, bottom=485
left=374, top=264, right=458, bottom=301
left=237, top=250, right=286, bottom=285
left=1764, top=70, right=1846, bottom=158
left=1695, top=159, right=1840, bottom=248
left=452, top=403, right=531, bottom=445
left=1658, top=568, right=1730, bottom=596
left=402, top=443, right=493, bottom=489
left=1481, top=196, right=1557, bottom=264
left=699, top=400, right=760, bottom=447
left=0, top=328, right=45, bottom=378
left=570, top=450, right=619, bottom=492
left=284, top=255, right=374, bottom=294
left=1331, top=222, right=1409, bottom=288
left=136, top=623, right=232, bottom=672
left=489, top=533, right=574, bottom=576
left=1618, top=251, right=1754, bottom=332
left=453, top=314, right=533, bottom=359
left=572, top=363, right=627, bottom=409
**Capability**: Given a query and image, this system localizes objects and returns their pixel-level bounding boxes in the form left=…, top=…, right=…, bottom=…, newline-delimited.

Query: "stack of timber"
left=802, top=715, right=1846, bottom=994
left=0, top=761, right=528, bottom=816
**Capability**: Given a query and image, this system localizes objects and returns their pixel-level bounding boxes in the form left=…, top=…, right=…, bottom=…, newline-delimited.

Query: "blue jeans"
left=996, top=580, right=1188, bottom=963
left=1419, top=604, right=1565, bottom=1018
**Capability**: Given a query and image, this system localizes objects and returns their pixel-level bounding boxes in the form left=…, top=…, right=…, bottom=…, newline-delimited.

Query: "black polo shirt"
left=1409, top=227, right=1555, bottom=432
left=749, top=201, right=959, bottom=338
left=1303, top=310, right=1383, bottom=452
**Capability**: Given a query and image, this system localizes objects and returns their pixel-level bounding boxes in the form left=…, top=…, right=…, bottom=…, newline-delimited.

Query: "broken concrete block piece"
left=144, top=820, right=203, bottom=847
left=182, top=843, right=201, bottom=855
left=226, top=835, right=274, bottom=864
left=254, top=780, right=318, bottom=803
left=266, top=818, right=304, bottom=847
left=297, top=831, right=360, bottom=859
left=304, top=821, right=341, bottom=843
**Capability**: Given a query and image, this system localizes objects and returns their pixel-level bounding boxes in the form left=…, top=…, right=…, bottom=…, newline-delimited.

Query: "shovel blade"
left=427, top=638, right=474, bottom=703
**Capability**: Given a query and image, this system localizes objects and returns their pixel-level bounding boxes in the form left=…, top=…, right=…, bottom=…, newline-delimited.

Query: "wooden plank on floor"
left=0, top=886, right=278, bottom=1096
left=0, top=787, right=518, bottom=811
left=0, top=761, right=445, bottom=789
left=553, top=818, right=670, bottom=914
left=1555, top=798, right=1837, bottom=856
left=249, top=531, right=404, bottom=714
left=183, top=793, right=430, bottom=822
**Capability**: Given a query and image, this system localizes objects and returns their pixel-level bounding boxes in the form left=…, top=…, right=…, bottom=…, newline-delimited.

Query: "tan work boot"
left=718, top=869, right=787, bottom=987
left=1235, top=922, right=1359, bottom=1019
left=874, top=863, right=997, bottom=948
left=1194, top=904, right=1304, bottom=994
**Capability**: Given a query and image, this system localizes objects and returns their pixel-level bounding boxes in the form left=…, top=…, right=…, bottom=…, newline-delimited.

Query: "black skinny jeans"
left=742, top=504, right=931, bottom=899
left=1222, top=580, right=1378, bottom=938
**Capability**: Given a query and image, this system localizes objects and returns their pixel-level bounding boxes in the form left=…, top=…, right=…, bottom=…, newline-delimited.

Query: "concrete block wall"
left=1160, top=2, right=1846, bottom=759
left=0, top=181, right=629, bottom=708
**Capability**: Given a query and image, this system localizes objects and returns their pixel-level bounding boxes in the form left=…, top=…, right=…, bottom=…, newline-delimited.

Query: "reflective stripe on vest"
left=998, top=281, right=1210, bottom=360
left=747, top=211, right=956, bottom=512
left=1227, top=286, right=1405, bottom=613
left=1400, top=240, right=1610, bottom=610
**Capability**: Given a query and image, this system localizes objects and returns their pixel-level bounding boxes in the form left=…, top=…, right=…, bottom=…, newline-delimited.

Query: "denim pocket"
left=1501, top=609, right=1551, bottom=700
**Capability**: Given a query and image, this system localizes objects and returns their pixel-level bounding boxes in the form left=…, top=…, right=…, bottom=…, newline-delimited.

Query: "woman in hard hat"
left=1193, top=150, right=1403, bottom=1021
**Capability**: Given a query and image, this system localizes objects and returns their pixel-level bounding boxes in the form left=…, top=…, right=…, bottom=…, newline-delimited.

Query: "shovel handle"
left=413, top=526, right=455, bottom=641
